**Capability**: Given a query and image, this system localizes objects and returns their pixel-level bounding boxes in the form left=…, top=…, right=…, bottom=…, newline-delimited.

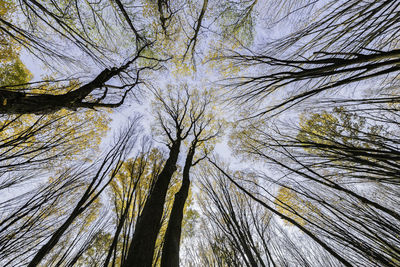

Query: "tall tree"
left=103, top=146, right=165, bottom=267
left=161, top=88, right=221, bottom=266
left=191, top=161, right=340, bottom=267
left=229, top=106, right=400, bottom=266
left=123, top=86, right=194, bottom=266
left=124, top=86, right=221, bottom=266
left=26, top=117, right=140, bottom=267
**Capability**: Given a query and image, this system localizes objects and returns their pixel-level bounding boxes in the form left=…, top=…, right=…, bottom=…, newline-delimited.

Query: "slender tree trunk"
left=123, top=141, right=181, bottom=267
left=26, top=121, right=134, bottom=266
left=103, top=197, right=133, bottom=267
left=27, top=197, right=86, bottom=267
left=160, top=147, right=195, bottom=267
left=209, top=159, right=354, bottom=267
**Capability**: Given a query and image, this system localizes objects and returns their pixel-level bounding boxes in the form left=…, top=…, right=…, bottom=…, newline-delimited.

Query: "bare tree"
left=189, top=161, right=340, bottom=267
left=0, top=44, right=156, bottom=114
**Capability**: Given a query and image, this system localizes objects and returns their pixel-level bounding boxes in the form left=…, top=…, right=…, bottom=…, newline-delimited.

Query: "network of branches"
left=1, top=0, right=399, bottom=266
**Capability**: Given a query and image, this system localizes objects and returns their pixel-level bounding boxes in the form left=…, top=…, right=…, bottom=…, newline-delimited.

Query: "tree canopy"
left=1, top=0, right=400, bottom=266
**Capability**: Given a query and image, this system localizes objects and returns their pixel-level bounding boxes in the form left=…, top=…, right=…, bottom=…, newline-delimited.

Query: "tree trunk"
left=122, top=140, right=181, bottom=267
left=27, top=196, right=87, bottom=267
left=103, top=196, right=133, bottom=267
left=0, top=67, right=121, bottom=114
left=160, top=147, right=195, bottom=267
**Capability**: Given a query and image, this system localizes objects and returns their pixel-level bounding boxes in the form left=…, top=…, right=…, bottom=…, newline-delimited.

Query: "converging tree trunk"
left=123, top=140, right=181, bottom=267
left=161, top=145, right=195, bottom=267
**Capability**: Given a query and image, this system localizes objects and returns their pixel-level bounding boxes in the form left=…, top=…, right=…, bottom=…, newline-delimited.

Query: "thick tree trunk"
left=123, top=141, right=181, bottom=267
left=0, top=62, right=136, bottom=114
left=160, top=147, right=195, bottom=267
left=0, top=68, right=119, bottom=114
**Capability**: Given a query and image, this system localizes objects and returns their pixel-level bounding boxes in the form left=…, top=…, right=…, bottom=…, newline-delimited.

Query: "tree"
left=161, top=88, right=221, bottom=267
left=206, top=157, right=355, bottom=266
left=123, top=85, right=220, bottom=266
left=0, top=0, right=168, bottom=115
left=0, top=48, right=148, bottom=114
left=122, top=87, right=192, bottom=266
left=3, top=1, right=400, bottom=266
left=229, top=106, right=400, bottom=266
left=104, top=146, right=165, bottom=266
left=57, top=145, right=188, bottom=267
left=191, top=161, right=340, bottom=267
left=225, top=0, right=400, bottom=117
left=75, top=231, right=113, bottom=267
left=219, top=2, right=400, bottom=265
left=26, top=117, right=140, bottom=267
